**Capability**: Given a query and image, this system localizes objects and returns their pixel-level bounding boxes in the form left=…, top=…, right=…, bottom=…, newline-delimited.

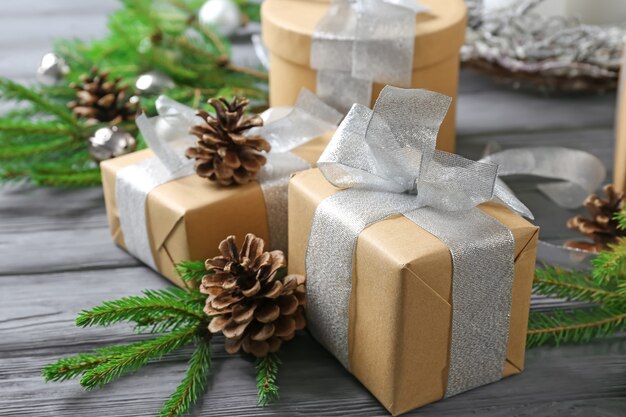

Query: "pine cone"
left=68, top=68, right=137, bottom=125
left=564, top=184, right=626, bottom=252
left=200, top=234, right=306, bottom=357
left=186, top=97, right=270, bottom=186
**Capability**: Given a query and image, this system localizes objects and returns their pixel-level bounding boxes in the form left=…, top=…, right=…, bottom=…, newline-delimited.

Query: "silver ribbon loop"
left=118, top=90, right=340, bottom=269
left=311, top=0, right=428, bottom=112
left=479, top=146, right=606, bottom=268
left=306, top=86, right=518, bottom=397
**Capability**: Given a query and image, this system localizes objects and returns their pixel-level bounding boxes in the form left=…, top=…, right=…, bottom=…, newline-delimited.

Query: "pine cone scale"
left=565, top=184, right=626, bottom=252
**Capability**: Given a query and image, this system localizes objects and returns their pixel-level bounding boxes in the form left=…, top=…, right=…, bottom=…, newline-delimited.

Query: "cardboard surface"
left=261, top=0, right=467, bottom=152
left=101, top=133, right=332, bottom=287
left=288, top=168, right=539, bottom=415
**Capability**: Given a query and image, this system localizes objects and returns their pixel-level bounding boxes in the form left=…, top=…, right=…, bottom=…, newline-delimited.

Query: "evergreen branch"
left=527, top=306, right=626, bottom=348
left=75, top=288, right=206, bottom=329
left=43, top=352, right=108, bottom=382
left=176, top=261, right=210, bottom=285
left=255, top=353, right=281, bottom=407
left=157, top=336, right=212, bottom=417
left=0, top=136, right=74, bottom=158
left=591, top=238, right=626, bottom=286
left=0, top=77, right=76, bottom=125
left=30, top=169, right=102, bottom=187
left=534, top=265, right=626, bottom=306
left=42, top=342, right=157, bottom=382
left=0, top=119, right=75, bottom=136
left=80, top=326, right=198, bottom=390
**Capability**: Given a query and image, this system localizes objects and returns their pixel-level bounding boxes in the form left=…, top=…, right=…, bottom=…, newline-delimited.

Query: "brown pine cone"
left=185, top=97, right=270, bottom=186
left=564, top=184, right=626, bottom=252
left=200, top=234, right=306, bottom=357
left=68, top=68, right=137, bottom=126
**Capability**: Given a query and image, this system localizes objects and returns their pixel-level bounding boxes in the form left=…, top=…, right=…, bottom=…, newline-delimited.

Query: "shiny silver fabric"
left=118, top=91, right=340, bottom=270
left=306, top=86, right=518, bottom=397
left=311, top=0, right=428, bottom=113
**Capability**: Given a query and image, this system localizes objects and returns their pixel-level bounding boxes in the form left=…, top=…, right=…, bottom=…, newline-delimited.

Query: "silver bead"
left=36, top=52, right=69, bottom=85
left=88, top=126, right=137, bottom=162
left=135, top=71, right=175, bottom=95
left=198, top=0, right=242, bottom=37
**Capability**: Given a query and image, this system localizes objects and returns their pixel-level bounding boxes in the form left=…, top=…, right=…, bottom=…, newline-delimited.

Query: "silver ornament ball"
left=37, top=52, right=69, bottom=85
left=88, top=126, right=137, bottom=162
left=135, top=71, right=175, bottom=95
left=198, top=0, right=242, bottom=37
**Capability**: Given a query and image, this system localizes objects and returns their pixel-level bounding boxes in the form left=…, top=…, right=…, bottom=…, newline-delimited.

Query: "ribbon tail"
left=493, top=178, right=534, bottom=220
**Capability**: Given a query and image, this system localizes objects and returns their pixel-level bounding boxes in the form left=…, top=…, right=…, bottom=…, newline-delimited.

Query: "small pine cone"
left=68, top=68, right=137, bottom=125
left=564, top=184, right=626, bottom=252
left=185, top=97, right=270, bottom=186
left=200, top=234, right=306, bottom=357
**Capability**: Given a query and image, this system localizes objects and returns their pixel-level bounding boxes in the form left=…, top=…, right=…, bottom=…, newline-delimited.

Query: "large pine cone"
left=564, top=184, right=626, bottom=252
left=186, top=97, right=271, bottom=186
left=69, top=68, right=137, bottom=125
left=201, top=234, right=306, bottom=357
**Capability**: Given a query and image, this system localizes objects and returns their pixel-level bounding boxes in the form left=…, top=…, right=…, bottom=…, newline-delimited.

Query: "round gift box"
left=261, top=0, right=467, bottom=152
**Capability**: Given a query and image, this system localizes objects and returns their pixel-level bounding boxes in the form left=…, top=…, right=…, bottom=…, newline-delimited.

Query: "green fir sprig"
left=528, top=211, right=626, bottom=347
left=1, top=0, right=266, bottom=187
left=256, top=352, right=281, bottom=407
left=43, top=259, right=285, bottom=417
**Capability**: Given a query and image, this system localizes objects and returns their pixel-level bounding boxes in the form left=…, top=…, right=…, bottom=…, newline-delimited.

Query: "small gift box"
left=288, top=87, right=539, bottom=415
left=102, top=91, right=341, bottom=287
left=261, top=0, right=466, bottom=152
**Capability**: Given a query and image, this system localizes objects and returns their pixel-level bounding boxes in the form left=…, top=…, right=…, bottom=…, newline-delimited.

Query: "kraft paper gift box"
left=101, top=93, right=339, bottom=287
left=261, top=0, right=467, bottom=152
left=288, top=87, right=539, bottom=415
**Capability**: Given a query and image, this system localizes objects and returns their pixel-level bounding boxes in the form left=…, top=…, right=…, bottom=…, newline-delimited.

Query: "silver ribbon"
left=306, top=86, right=523, bottom=397
left=311, top=0, right=429, bottom=113
left=117, top=90, right=341, bottom=269
left=480, top=145, right=606, bottom=269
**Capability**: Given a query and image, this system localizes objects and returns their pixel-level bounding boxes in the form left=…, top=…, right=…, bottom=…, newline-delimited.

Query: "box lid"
left=261, top=0, right=467, bottom=70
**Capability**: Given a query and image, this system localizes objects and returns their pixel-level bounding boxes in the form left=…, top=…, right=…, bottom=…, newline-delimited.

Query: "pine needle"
left=591, top=237, right=626, bottom=286
left=534, top=265, right=626, bottom=306
left=76, top=288, right=206, bottom=332
left=80, top=326, right=198, bottom=390
left=175, top=261, right=210, bottom=285
left=255, top=353, right=281, bottom=407
left=527, top=306, right=626, bottom=348
left=157, top=336, right=213, bottom=417
left=0, top=77, right=76, bottom=125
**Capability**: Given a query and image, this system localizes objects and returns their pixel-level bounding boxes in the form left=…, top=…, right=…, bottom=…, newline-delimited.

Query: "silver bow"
left=312, top=0, right=429, bottom=113
left=117, top=90, right=341, bottom=270
left=307, top=86, right=521, bottom=397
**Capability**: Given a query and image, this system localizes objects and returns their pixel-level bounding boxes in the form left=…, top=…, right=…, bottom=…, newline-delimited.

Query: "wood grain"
left=0, top=1, right=624, bottom=416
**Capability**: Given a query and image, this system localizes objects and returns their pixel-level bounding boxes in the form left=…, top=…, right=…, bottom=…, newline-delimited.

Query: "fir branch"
left=75, top=288, right=206, bottom=330
left=534, top=265, right=626, bottom=306
left=0, top=119, right=75, bottom=136
left=30, top=169, right=103, bottom=188
left=0, top=136, right=74, bottom=158
left=42, top=343, right=151, bottom=382
left=0, top=77, right=76, bottom=125
left=80, top=326, right=198, bottom=390
left=527, top=306, right=626, bottom=348
left=157, top=336, right=212, bottom=417
left=591, top=237, right=626, bottom=286
left=176, top=261, right=210, bottom=285
left=255, top=353, right=281, bottom=407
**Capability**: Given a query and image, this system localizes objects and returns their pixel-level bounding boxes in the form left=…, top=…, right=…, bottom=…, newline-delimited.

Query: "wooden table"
left=1, top=1, right=624, bottom=416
